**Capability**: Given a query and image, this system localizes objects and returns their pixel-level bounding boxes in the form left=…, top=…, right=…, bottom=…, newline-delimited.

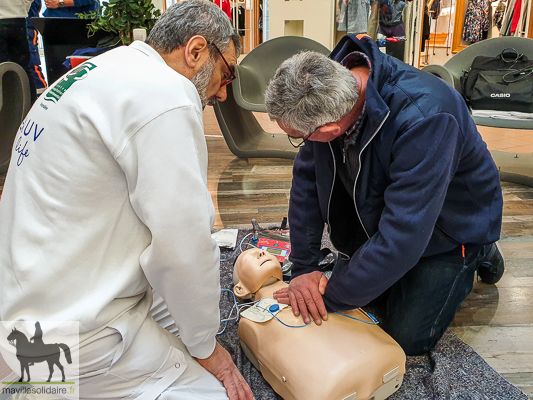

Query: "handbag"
left=461, top=48, right=533, bottom=113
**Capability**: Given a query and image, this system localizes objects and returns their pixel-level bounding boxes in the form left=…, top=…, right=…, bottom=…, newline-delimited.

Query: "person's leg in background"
left=26, top=23, right=47, bottom=95
left=377, top=248, right=483, bottom=356
left=0, top=18, right=37, bottom=104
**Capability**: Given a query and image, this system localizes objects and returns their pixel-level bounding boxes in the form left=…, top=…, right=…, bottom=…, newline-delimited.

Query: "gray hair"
left=146, top=0, right=241, bottom=59
left=265, top=51, right=358, bottom=135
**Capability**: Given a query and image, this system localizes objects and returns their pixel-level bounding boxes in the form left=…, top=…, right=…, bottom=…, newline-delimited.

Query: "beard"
left=191, top=57, right=216, bottom=108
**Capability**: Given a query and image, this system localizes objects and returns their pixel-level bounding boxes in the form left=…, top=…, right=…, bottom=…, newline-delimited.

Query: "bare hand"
left=44, top=0, right=60, bottom=9
left=273, top=271, right=328, bottom=325
left=196, top=341, right=254, bottom=400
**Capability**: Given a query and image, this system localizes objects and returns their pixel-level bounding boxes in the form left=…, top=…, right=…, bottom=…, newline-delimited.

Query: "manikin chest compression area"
left=233, top=248, right=406, bottom=400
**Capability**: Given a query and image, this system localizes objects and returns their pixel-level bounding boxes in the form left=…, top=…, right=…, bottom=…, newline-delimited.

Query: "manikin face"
left=233, top=248, right=283, bottom=298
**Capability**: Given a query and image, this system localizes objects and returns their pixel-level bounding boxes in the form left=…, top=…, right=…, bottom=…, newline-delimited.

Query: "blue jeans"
left=364, top=246, right=487, bottom=356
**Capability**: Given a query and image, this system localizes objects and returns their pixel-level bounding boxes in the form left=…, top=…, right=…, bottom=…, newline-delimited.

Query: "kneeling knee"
left=383, top=324, right=441, bottom=356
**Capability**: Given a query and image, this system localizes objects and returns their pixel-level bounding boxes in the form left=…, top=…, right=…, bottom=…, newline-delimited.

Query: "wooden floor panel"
left=450, top=181, right=533, bottom=398
left=206, top=137, right=292, bottom=229
left=451, top=325, right=533, bottom=374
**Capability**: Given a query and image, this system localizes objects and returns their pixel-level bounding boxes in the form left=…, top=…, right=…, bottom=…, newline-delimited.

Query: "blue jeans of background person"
left=27, top=23, right=48, bottom=91
left=363, top=246, right=487, bottom=356
left=0, top=18, right=37, bottom=103
left=377, top=23, right=406, bottom=37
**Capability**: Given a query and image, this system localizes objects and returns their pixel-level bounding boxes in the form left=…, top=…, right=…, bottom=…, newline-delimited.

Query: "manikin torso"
left=234, top=249, right=406, bottom=400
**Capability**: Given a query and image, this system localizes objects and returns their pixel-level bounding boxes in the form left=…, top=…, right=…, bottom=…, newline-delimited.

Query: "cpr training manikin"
left=233, top=248, right=406, bottom=400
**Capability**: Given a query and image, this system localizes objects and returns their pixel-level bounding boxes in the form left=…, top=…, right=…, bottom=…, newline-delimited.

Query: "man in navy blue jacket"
left=266, top=34, right=503, bottom=355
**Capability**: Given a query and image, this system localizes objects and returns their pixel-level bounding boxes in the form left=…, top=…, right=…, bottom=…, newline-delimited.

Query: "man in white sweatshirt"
left=0, top=1, right=254, bottom=399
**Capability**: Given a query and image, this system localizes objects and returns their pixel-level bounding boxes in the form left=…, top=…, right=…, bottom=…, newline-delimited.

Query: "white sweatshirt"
left=0, top=41, right=220, bottom=359
left=0, top=0, right=33, bottom=19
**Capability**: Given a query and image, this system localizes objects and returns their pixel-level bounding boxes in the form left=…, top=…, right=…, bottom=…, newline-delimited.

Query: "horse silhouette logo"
left=7, top=322, right=72, bottom=382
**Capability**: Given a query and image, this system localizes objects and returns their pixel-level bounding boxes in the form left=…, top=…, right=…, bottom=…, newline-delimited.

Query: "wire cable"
left=220, top=232, right=255, bottom=261
left=333, top=310, right=379, bottom=324
left=254, top=298, right=379, bottom=328
left=217, top=291, right=263, bottom=336
left=255, top=304, right=312, bottom=328
left=217, top=288, right=240, bottom=335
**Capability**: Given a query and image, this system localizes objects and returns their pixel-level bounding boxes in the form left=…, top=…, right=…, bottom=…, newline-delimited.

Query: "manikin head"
left=233, top=248, right=283, bottom=299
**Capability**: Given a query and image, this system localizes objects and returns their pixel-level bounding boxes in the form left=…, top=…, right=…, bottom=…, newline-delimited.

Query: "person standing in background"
left=26, top=0, right=48, bottom=92
left=378, top=0, right=407, bottom=37
left=43, top=0, right=98, bottom=18
left=0, top=0, right=37, bottom=103
left=337, top=0, right=375, bottom=35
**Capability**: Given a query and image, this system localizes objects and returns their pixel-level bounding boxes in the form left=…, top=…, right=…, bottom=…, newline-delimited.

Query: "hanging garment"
left=214, top=0, right=232, bottom=19
left=402, top=1, right=413, bottom=63
left=462, top=0, right=490, bottom=43
left=429, top=0, right=441, bottom=19
left=421, top=7, right=431, bottom=51
left=233, top=5, right=246, bottom=36
left=337, top=0, right=374, bottom=34
left=510, top=0, right=529, bottom=36
left=513, top=0, right=529, bottom=35
left=367, top=1, right=380, bottom=39
left=510, top=0, right=522, bottom=33
left=493, top=1, right=506, bottom=29
left=500, top=0, right=516, bottom=35
left=337, top=0, right=347, bottom=29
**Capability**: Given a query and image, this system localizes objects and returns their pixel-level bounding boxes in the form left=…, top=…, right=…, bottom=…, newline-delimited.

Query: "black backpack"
left=460, top=48, right=533, bottom=113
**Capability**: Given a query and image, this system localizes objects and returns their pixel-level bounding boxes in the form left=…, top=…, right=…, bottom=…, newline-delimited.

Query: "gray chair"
left=214, top=36, right=330, bottom=159
left=422, top=36, right=533, bottom=129
left=491, top=150, right=533, bottom=187
left=0, top=62, right=31, bottom=173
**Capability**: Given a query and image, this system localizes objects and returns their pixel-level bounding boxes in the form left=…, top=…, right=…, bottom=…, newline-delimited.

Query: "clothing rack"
left=214, top=0, right=258, bottom=55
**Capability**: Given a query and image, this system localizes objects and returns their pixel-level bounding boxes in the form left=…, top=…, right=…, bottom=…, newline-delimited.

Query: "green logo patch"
left=44, top=62, right=97, bottom=104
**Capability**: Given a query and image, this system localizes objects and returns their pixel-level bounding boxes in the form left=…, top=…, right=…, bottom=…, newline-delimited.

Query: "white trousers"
left=2, top=293, right=229, bottom=400
left=151, top=293, right=230, bottom=400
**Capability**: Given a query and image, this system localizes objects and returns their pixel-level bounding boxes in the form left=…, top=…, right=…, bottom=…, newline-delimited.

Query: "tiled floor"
left=204, top=106, right=533, bottom=153
left=478, top=126, right=533, bottom=154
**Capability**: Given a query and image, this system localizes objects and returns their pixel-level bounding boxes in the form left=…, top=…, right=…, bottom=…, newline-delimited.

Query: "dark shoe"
left=477, top=242, right=505, bottom=284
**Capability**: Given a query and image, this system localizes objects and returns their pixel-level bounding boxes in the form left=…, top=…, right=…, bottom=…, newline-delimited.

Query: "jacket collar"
left=331, top=34, right=390, bottom=143
left=363, top=78, right=389, bottom=140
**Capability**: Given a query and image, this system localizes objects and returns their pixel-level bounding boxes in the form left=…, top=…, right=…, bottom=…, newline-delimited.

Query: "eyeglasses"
left=286, top=111, right=356, bottom=148
left=287, top=130, right=317, bottom=148
left=206, top=40, right=236, bottom=87
left=286, top=121, right=329, bottom=148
